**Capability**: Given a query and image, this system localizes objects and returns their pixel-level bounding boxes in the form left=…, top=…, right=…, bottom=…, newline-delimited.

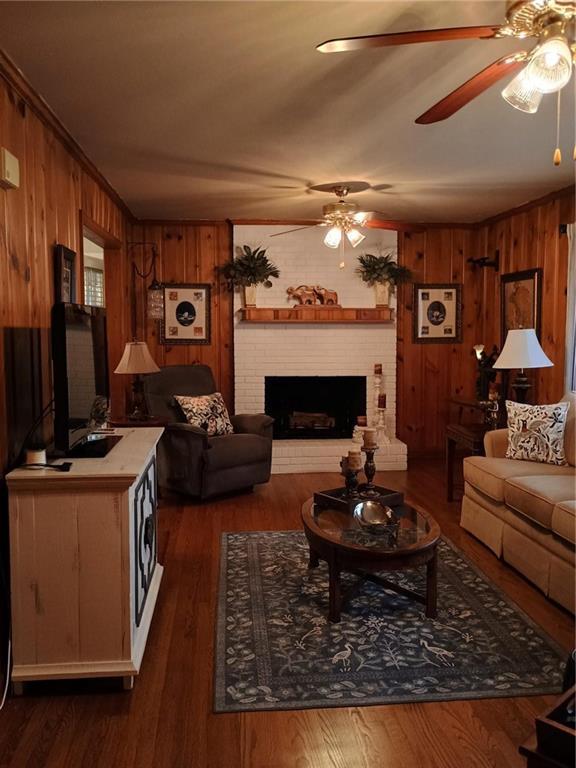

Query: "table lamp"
left=114, top=341, right=160, bottom=420
left=493, top=328, right=553, bottom=403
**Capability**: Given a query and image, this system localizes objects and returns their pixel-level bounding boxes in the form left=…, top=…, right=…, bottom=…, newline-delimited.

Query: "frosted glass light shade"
left=147, top=280, right=164, bottom=320
left=115, top=341, right=160, bottom=374
left=526, top=37, right=573, bottom=93
left=324, top=226, right=342, bottom=249
left=493, top=329, right=553, bottom=370
left=346, top=228, right=366, bottom=248
left=502, top=67, right=543, bottom=113
left=352, top=211, right=369, bottom=226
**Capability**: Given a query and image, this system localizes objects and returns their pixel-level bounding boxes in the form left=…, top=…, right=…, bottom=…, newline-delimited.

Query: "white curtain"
left=567, top=223, right=576, bottom=393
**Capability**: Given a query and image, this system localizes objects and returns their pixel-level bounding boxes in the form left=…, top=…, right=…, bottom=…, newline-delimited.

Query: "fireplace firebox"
left=265, top=376, right=366, bottom=440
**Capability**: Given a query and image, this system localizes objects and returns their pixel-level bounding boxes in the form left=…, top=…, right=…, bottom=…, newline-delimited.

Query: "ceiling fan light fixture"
left=346, top=228, right=366, bottom=248
left=501, top=66, right=543, bottom=112
left=526, top=36, right=573, bottom=93
left=352, top=211, right=369, bottom=226
left=324, top=226, right=342, bottom=249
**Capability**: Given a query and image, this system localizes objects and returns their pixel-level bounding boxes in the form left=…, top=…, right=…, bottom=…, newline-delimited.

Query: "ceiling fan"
left=270, top=185, right=421, bottom=249
left=317, top=0, right=576, bottom=127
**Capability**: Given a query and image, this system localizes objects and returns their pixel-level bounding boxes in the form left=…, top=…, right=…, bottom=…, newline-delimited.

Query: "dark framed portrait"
left=413, top=283, right=462, bottom=343
left=54, top=244, right=76, bottom=304
left=500, top=268, right=542, bottom=345
left=161, top=283, right=211, bottom=345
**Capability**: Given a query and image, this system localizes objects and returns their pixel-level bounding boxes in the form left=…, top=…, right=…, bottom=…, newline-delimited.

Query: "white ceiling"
left=0, top=1, right=574, bottom=222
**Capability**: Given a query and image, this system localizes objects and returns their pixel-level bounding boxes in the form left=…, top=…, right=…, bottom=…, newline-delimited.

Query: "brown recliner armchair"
left=143, top=365, right=273, bottom=500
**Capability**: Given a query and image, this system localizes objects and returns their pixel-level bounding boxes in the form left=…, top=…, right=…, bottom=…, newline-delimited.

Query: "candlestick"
left=357, top=415, right=367, bottom=427
left=378, top=394, right=387, bottom=409
left=374, top=363, right=382, bottom=375
left=360, top=445, right=380, bottom=497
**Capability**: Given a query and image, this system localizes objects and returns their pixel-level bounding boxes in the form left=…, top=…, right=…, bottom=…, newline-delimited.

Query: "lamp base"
left=128, top=374, right=151, bottom=420
left=511, top=372, right=531, bottom=404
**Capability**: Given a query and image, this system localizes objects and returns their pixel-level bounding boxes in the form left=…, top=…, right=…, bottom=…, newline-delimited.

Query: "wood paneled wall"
left=0, top=63, right=130, bottom=473
left=397, top=187, right=575, bottom=453
left=396, top=228, right=478, bottom=453
left=475, top=188, right=574, bottom=407
left=127, top=222, right=234, bottom=410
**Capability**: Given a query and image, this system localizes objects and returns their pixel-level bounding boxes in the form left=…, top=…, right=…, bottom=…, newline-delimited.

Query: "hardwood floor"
left=0, top=458, right=573, bottom=768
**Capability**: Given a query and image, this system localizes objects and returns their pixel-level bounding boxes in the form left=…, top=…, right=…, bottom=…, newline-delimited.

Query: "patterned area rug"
left=214, top=531, right=565, bottom=712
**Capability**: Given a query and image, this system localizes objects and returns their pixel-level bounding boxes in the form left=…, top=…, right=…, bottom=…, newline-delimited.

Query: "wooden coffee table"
left=301, top=498, right=441, bottom=623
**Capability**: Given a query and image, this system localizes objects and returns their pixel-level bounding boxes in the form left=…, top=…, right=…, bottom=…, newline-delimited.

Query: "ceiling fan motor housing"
left=500, top=0, right=576, bottom=38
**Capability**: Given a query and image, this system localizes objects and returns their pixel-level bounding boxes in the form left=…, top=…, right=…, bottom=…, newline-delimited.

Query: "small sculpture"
left=313, top=286, right=339, bottom=305
left=287, top=285, right=318, bottom=305
left=286, top=285, right=339, bottom=306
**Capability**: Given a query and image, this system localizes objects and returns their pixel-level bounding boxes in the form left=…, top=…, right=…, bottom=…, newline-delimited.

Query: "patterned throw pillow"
left=175, top=393, right=234, bottom=437
left=506, top=400, right=570, bottom=466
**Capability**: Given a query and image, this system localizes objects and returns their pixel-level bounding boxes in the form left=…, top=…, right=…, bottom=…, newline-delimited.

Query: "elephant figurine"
left=314, top=286, right=339, bottom=305
left=286, top=285, right=318, bottom=305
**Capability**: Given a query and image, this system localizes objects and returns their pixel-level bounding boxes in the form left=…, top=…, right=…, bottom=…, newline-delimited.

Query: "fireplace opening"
left=265, top=376, right=366, bottom=440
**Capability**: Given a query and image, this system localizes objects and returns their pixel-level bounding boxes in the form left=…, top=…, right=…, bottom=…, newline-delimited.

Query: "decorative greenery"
left=219, top=246, right=280, bottom=289
left=355, top=253, right=412, bottom=289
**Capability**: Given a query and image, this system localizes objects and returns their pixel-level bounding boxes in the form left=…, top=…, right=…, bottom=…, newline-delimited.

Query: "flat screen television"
left=52, top=303, right=119, bottom=457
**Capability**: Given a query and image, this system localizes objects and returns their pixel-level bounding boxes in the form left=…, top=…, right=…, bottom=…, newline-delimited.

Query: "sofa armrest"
left=231, top=414, right=274, bottom=439
left=484, top=428, right=508, bottom=458
left=165, top=422, right=209, bottom=445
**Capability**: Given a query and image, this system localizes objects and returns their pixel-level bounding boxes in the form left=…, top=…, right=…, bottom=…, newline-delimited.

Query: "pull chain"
left=553, top=89, right=562, bottom=166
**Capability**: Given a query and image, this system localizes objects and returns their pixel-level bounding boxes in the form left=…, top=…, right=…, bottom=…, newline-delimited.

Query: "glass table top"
left=307, top=501, right=437, bottom=554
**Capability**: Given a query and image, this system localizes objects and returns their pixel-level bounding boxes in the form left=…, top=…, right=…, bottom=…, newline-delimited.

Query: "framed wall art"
left=54, top=244, right=76, bottom=304
left=500, top=268, right=542, bottom=345
left=413, top=284, right=462, bottom=344
left=161, top=283, right=211, bottom=345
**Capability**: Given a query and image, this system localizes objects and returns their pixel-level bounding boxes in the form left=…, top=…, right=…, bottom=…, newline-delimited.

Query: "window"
left=83, top=235, right=105, bottom=307
left=84, top=266, right=105, bottom=307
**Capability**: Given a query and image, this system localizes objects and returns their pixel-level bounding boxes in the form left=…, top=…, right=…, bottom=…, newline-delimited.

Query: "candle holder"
left=340, top=457, right=361, bottom=498
left=360, top=445, right=380, bottom=497
left=376, top=407, right=391, bottom=445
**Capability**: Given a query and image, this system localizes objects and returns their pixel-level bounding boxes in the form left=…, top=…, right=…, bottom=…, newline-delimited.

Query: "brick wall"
left=233, top=225, right=407, bottom=473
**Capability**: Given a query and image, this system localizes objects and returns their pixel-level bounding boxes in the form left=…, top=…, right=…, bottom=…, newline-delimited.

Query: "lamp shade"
left=114, top=341, right=160, bottom=375
left=493, top=329, right=553, bottom=370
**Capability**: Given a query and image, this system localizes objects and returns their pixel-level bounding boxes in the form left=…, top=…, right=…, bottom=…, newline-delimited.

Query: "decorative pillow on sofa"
left=175, top=393, right=234, bottom=436
left=505, top=400, right=570, bottom=466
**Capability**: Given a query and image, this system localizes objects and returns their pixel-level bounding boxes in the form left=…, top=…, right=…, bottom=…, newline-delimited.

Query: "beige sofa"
left=460, top=394, right=576, bottom=613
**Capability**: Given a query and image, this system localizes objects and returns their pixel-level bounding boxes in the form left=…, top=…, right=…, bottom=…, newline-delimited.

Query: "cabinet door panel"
left=133, top=456, right=158, bottom=627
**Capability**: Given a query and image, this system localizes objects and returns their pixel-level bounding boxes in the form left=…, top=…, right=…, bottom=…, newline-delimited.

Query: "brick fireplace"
left=233, top=224, right=408, bottom=474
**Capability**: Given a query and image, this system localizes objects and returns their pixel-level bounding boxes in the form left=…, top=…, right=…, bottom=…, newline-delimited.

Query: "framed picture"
left=161, top=283, right=211, bottom=345
left=54, top=244, right=76, bottom=304
left=413, top=283, right=462, bottom=343
left=500, top=268, right=542, bottom=345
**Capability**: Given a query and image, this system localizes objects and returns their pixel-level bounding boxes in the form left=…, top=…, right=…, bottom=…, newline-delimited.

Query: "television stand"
left=6, top=427, right=164, bottom=691
left=66, top=433, right=122, bottom=458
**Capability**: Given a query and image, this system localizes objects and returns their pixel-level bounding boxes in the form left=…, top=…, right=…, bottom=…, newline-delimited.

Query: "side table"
left=445, top=423, right=490, bottom=502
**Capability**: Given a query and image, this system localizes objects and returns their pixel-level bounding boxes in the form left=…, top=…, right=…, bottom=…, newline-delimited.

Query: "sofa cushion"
left=463, top=455, right=574, bottom=502
left=551, top=500, right=576, bottom=545
left=505, top=400, right=570, bottom=466
left=175, top=392, right=233, bottom=436
left=204, top=433, right=270, bottom=471
left=504, top=475, right=576, bottom=530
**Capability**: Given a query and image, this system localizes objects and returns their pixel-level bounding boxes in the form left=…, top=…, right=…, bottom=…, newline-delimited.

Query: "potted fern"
left=356, top=252, right=412, bottom=307
left=219, top=245, right=280, bottom=307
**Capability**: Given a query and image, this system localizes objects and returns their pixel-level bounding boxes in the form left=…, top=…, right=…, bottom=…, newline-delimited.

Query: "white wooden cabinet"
left=6, top=428, right=164, bottom=689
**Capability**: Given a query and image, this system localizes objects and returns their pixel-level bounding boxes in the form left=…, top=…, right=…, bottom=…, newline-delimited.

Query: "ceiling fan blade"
left=364, top=217, right=423, bottom=233
left=269, top=225, right=320, bottom=237
left=415, top=54, right=527, bottom=124
left=317, top=26, right=501, bottom=54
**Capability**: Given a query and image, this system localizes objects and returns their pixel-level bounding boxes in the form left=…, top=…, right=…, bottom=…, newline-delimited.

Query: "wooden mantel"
left=238, top=306, right=394, bottom=324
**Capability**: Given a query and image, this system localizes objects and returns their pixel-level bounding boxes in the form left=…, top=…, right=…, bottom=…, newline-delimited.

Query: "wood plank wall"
left=0, top=70, right=130, bottom=474
left=397, top=187, right=575, bottom=453
left=127, top=222, right=234, bottom=410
